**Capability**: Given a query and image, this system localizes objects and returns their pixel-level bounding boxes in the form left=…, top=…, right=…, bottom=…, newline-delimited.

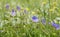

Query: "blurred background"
left=0, top=0, right=60, bottom=37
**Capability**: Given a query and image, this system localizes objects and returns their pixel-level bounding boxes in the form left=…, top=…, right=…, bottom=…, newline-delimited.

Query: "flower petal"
left=32, top=16, right=38, bottom=22
left=52, top=22, right=59, bottom=27
left=41, top=18, right=46, bottom=25
left=32, top=19, right=39, bottom=22
left=11, top=9, right=16, bottom=16
left=6, top=4, right=9, bottom=9
left=16, top=6, right=20, bottom=11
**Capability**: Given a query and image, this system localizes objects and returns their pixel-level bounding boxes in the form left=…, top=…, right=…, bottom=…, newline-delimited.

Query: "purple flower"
left=52, top=22, right=59, bottom=27
left=11, top=9, right=16, bottom=16
left=52, top=21, right=60, bottom=30
left=56, top=27, right=60, bottom=30
left=16, top=6, right=20, bottom=11
left=24, top=9, right=28, bottom=14
left=41, top=18, right=46, bottom=25
left=32, top=16, right=39, bottom=22
left=6, top=4, right=9, bottom=9
left=24, top=9, right=27, bottom=12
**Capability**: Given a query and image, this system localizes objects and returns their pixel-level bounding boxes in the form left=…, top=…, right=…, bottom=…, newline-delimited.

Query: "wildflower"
left=24, top=9, right=28, bottom=14
left=24, top=9, right=27, bottom=12
left=56, top=27, right=60, bottom=30
left=11, top=9, right=16, bottom=16
left=5, top=3, right=9, bottom=9
left=41, top=18, right=46, bottom=25
left=52, top=22, right=59, bottom=27
left=16, top=6, right=20, bottom=11
left=32, top=16, right=39, bottom=22
left=52, top=21, right=60, bottom=30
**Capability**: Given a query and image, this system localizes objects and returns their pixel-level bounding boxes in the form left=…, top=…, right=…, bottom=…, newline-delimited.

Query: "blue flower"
left=24, top=9, right=26, bottom=12
left=16, top=6, right=20, bottom=11
left=52, top=21, right=60, bottom=30
left=11, top=9, right=16, bottom=16
left=56, top=27, right=60, bottom=30
left=24, top=9, right=28, bottom=14
left=52, top=22, right=59, bottom=27
left=6, top=4, right=9, bottom=9
left=41, top=18, right=46, bottom=25
left=12, top=9, right=15, bottom=12
left=32, top=16, right=39, bottom=22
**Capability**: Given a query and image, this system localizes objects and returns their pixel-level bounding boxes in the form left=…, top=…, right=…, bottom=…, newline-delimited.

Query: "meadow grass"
left=0, top=0, right=60, bottom=37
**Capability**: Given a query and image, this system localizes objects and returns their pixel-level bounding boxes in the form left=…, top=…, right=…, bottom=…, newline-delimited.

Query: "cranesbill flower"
left=5, top=4, right=9, bottom=9
left=24, top=9, right=27, bottom=12
left=52, top=21, right=60, bottom=30
left=24, top=9, right=28, bottom=14
left=32, top=16, right=39, bottom=22
left=16, top=6, right=20, bottom=11
left=41, top=18, right=46, bottom=25
left=56, top=27, right=60, bottom=30
left=52, top=22, right=58, bottom=27
left=11, top=9, right=16, bottom=16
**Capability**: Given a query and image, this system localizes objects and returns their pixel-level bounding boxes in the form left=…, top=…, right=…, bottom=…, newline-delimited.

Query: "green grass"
left=0, top=0, right=60, bottom=37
